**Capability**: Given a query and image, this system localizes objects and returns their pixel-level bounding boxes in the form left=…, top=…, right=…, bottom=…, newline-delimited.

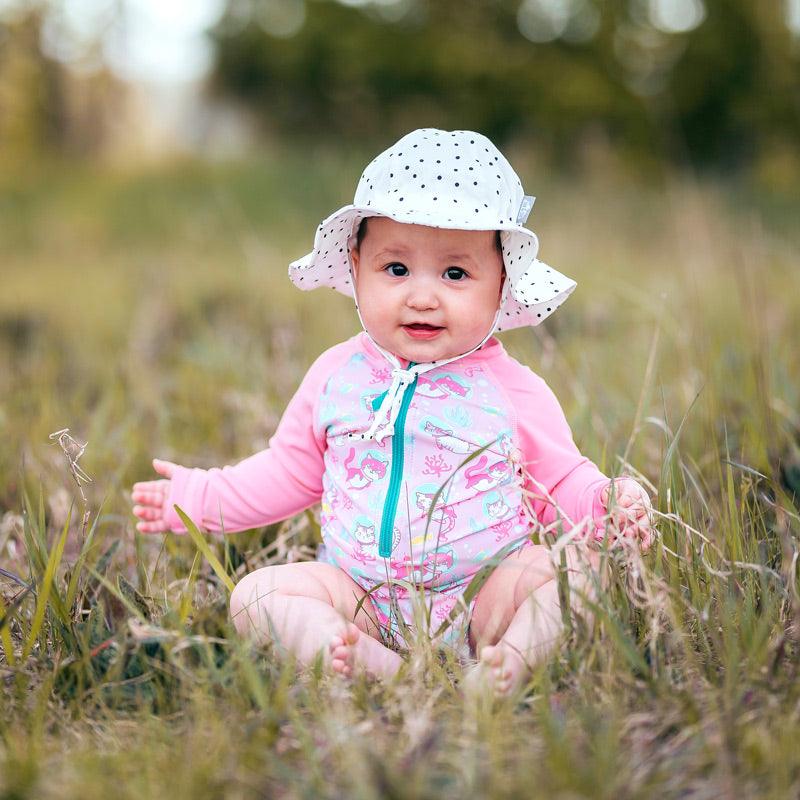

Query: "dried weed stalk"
left=48, top=427, right=93, bottom=540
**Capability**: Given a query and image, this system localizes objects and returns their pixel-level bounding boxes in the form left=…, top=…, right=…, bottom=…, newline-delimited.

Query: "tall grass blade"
left=173, top=506, right=236, bottom=594
left=65, top=502, right=105, bottom=610
left=22, top=508, right=72, bottom=660
left=431, top=538, right=523, bottom=638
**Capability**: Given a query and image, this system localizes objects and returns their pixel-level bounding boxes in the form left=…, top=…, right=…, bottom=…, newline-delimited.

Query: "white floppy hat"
left=289, top=127, right=576, bottom=332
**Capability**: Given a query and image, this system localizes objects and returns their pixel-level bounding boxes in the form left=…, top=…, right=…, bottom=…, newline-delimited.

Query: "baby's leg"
left=465, top=544, right=602, bottom=697
left=229, top=561, right=403, bottom=680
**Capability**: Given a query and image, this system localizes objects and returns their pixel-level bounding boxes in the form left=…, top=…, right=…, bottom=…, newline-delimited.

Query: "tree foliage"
left=210, top=0, right=800, bottom=173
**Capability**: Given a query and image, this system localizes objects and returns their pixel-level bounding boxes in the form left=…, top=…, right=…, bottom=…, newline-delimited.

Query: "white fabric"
left=288, top=128, right=577, bottom=332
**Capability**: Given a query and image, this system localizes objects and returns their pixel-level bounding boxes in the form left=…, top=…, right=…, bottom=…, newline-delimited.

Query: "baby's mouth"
left=402, top=322, right=445, bottom=340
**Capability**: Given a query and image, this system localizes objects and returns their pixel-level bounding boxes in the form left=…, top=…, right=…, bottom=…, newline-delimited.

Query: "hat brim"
left=288, top=204, right=576, bottom=331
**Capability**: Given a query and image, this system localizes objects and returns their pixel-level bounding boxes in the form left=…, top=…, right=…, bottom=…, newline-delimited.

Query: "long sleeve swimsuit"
left=163, top=332, right=611, bottom=650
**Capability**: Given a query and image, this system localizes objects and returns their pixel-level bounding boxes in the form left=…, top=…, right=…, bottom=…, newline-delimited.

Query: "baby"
left=131, top=128, right=653, bottom=696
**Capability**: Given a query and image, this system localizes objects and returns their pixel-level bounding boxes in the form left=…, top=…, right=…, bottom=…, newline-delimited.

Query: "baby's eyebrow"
left=442, top=252, right=475, bottom=263
left=373, top=245, right=410, bottom=258
left=373, top=246, right=478, bottom=265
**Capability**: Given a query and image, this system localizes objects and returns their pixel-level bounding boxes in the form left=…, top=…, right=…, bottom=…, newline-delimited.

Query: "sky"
left=7, top=0, right=226, bottom=83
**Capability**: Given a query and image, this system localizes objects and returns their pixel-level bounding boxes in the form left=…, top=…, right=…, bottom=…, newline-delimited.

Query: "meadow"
left=1, top=147, right=799, bottom=798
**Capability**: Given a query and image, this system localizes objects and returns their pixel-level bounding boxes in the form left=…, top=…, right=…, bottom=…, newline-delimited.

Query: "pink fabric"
left=163, top=332, right=612, bottom=649
left=488, top=357, right=610, bottom=539
left=163, top=339, right=359, bottom=533
left=165, top=334, right=609, bottom=537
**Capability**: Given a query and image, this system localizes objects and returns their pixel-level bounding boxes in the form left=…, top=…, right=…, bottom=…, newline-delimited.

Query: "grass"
left=1, top=148, right=800, bottom=798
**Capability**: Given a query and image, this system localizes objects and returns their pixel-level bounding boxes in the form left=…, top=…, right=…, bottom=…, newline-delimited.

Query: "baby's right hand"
left=131, top=458, right=178, bottom=533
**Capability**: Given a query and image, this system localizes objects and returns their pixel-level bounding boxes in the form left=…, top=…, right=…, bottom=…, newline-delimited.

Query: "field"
left=1, top=148, right=800, bottom=798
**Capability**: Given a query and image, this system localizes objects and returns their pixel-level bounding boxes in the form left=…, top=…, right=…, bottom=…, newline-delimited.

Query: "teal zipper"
left=377, top=364, right=418, bottom=558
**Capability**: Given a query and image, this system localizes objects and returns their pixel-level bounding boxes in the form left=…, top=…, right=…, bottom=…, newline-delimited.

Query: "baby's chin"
left=380, top=335, right=485, bottom=365
left=368, top=326, right=488, bottom=364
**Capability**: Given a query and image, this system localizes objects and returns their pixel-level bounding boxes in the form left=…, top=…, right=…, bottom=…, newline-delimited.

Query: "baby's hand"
left=131, top=458, right=178, bottom=534
left=600, top=477, right=654, bottom=552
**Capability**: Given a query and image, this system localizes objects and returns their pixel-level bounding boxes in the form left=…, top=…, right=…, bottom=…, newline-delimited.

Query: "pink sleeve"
left=492, top=358, right=611, bottom=539
left=161, top=341, right=355, bottom=534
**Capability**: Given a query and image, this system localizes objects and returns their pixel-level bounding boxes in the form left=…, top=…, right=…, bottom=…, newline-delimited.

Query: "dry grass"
left=1, top=151, right=799, bottom=798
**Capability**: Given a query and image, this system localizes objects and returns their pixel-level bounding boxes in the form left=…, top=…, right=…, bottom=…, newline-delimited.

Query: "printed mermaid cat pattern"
left=344, top=448, right=388, bottom=490
left=307, top=340, right=562, bottom=654
left=389, top=548, right=455, bottom=586
left=463, top=454, right=513, bottom=492
left=415, top=374, right=470, bottom=399
left=415, top=490, right=456, bottom=538
left=423, top=421, right=472, bottom=454
left=352, top=520, right=377, bottom=565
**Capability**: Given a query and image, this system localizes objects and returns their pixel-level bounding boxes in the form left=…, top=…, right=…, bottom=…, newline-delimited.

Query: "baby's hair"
left=356, top=217, right=503, bottom=255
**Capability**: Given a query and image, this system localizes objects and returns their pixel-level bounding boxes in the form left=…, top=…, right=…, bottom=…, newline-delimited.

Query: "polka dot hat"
left=288, top=128, right=576, bottom=332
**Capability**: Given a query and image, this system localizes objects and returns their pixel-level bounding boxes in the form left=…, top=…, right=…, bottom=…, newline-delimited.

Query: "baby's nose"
left=405, top=282, right=440, bottom=310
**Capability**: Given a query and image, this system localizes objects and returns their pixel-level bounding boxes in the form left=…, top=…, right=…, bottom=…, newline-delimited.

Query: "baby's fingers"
left=133, top=505, right=164, bottom=521
left=132, top=479, right=169, bottom=494
left=620, top=514, right=654, bottom=552
left=152, top=458, right=178, bottom=479
left=616, top=482, right=648, bottom=505
left=631, top=520, right=653, bottom=552
left=131, top=489, right=166, bottom=507
left=135, top=519, right=171, bottom=534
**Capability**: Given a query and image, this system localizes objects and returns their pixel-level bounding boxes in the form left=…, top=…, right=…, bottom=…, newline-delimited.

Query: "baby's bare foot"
left=328, top=621, right=360, bottom=677
left=328, top=621, right=404, bottom=680
left=463, top=641, right=530, bottom=698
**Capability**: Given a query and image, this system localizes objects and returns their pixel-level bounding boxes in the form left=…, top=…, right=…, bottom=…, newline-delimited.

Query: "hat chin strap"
left=350, top=268, right=509, bottom=443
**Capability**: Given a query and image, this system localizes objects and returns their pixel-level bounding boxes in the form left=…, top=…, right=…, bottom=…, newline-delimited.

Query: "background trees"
left=209, top=0, right=800, bottom=176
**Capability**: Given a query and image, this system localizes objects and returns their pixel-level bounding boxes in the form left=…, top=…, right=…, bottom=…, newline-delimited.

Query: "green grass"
left=1, top=150, right=799, bottom=798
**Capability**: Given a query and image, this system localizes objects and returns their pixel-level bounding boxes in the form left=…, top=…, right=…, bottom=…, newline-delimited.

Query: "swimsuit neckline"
left=356, top=331, right=505, bottom=368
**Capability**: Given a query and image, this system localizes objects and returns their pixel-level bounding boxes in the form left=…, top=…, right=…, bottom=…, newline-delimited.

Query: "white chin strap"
left=350, top=265, right=508, bottom=444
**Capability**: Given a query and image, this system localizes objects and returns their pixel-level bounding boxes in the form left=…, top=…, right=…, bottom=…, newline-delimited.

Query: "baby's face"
left=351, top=218, right=504, bottom=363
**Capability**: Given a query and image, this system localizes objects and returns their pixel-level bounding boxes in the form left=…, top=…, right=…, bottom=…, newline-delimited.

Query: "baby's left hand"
left=600, top=478, right=654, bottom=552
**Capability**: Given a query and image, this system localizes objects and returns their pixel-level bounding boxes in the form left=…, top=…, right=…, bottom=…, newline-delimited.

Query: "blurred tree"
left=0, top=11, right=61, bottom=159
left=209, top=0, right=800, bottom=175
left=0, top=8, right=128, bottom=163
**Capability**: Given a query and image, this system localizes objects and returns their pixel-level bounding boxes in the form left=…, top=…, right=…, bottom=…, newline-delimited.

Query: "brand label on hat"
left=516, top=195, right=536, bottom=225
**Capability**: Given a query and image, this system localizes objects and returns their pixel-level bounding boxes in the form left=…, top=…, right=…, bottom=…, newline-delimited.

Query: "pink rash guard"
left=163, top=332, right=611, bottom=651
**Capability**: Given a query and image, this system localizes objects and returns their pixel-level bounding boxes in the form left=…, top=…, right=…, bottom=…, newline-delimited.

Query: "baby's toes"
left=479, top=645, right=504, bottom=673
left=328, top=639, right=351, bottom=675
left=328, top=622, right=360, bottom=677
left=481, top=645, right=505, bottom=688
left=341, top=621, right=360, bottom=647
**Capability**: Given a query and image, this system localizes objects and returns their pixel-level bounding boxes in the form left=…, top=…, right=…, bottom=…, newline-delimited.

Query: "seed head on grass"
left=48, top=428, right=92, bottom=498
left=48, top=427, right=93, bottom=541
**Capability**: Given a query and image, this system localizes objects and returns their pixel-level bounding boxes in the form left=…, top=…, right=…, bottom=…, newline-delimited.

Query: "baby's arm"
left=131, top=343, right=352, bottom=534
left=496, top=359, right=653, bottom=550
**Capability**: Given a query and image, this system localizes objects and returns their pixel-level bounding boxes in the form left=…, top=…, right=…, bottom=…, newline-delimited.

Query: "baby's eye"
left=445, top=267, right=467, bottom=281
left=385, top=263, right=408, bottom=277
